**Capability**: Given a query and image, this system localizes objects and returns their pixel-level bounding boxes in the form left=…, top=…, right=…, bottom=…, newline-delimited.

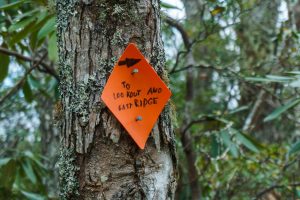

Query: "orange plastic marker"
left=101, top=43, right=171, bottom=149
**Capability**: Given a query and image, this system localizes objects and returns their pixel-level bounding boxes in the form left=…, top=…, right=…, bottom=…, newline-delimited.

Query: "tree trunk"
left=175, top=1, right=203, bottom=199
left=55, top=0, right=177, bottom=199
left=293, top=0, right=300, bottom=31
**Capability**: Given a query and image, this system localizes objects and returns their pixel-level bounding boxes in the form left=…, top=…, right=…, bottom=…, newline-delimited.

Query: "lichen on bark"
left=56, top=148, right=79, bottom=199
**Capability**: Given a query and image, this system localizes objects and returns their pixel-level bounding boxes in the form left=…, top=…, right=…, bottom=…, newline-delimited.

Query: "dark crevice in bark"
left=88, top=30, right=93, bottom=75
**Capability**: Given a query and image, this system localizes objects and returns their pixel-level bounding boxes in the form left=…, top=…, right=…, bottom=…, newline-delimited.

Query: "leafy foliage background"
left=0, top=0, right=300, bottom=199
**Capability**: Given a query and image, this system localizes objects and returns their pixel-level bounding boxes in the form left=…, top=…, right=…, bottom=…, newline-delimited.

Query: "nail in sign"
left=101, top=43, right=171, bottom=149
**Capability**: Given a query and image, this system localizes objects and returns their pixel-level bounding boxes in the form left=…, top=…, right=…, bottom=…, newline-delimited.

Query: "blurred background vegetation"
left=0, top=0, right=300, bottom=199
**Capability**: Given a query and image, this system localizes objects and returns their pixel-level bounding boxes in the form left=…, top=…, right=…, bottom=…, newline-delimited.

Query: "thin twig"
left=0, top=53, right=47, bottom=106
left=255, top=182, right=300, bottom=199
left=182, top=116, right=220, bottom=136
left=169, top=50, right=188, bottom=74
left=170, top=64, right=214, bottom=74
left=0, top=47, right=59, bottom=81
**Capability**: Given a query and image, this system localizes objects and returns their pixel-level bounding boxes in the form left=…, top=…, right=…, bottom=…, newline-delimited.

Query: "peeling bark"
left=56, top=0, right=177, bottom=199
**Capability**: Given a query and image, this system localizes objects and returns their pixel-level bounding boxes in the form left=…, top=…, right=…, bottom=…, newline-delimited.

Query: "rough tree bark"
left=55, top=0, right=177, bottom=199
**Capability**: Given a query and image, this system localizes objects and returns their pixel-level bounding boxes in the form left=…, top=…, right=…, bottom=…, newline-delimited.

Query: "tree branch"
left=242, top=90, right=266, bottom=131
left=170, top=64, right=214, bottom=74
left=255, top=182, right=300, bottom=199
left=0, top=46, right=59, bottom=81
left=182, top=116, right=220, bottom=136
left=164, top=16, right=191, bottom=49
left=164, top=16, right=192, bottom=74
left=0, top=53, right=48, bottom=106
left=169, top=63, right=284, bottom=102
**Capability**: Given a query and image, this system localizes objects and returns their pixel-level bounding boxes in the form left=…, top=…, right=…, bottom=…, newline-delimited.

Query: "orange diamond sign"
left=101, top=43, right=171, bottom=149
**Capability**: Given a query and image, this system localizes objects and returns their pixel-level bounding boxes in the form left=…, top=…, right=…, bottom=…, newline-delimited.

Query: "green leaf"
left=29, top=30, right=38, bottom=50
left=9, top=21, right=36, bottom=45
left=286, top=71, right=300, bottom=75
left=22, top=159, right=37, bottom=184
left=14, top=168, right=22, bottom=190
left=9, top=14, right=51, bottom=45
left=160, top=2, right=180, bottom=10
left=35, top=10, right=50, bottom=24
left=265, top=75, right=294, bottom=82
left=0, top=159, right=16, bottom=189
left=13, top=8, right=39, bottom=22
left=48, top=33, right=58, bottom=62
left=220, top=129, right=239, bottom=157
left=8, top=16, right=36, bottom=33
left=0, top=158, right=11, bottom=167
left=210, top=134, right=220, bottom=158
left=228, top=105, right=249, bottom=114
left=22, top=78, right=33, bottom=103
left=290, top=78, right=300, bottom=87
left=29, top=13, right=51, bottom=49
left=264, top=98, right=300, bottom=122
left=24, top=150, right=47, bottom=170
left=37, top=17, right=56, bottom=40
left=245, top=75, right=294, bottom=83
left=54, top=81, right=60, bottom=100
left=28, top=75, right=42, bottom=89
left=24, top=150, right=35, bottom=158
left=21, top=191, right=46, bottom=200
left=224, top=167, right=238, bottom=183
left=245, top=77, right=273, bottom=82
left=210, top=6, right=225, bottom=16
left=235, top=131, right=259, bottom=153
left=0, top=51, right=9, bottom=83
left=288, top=140, right=300, bottom=155
left=0, top=0, right=28, bottom=10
